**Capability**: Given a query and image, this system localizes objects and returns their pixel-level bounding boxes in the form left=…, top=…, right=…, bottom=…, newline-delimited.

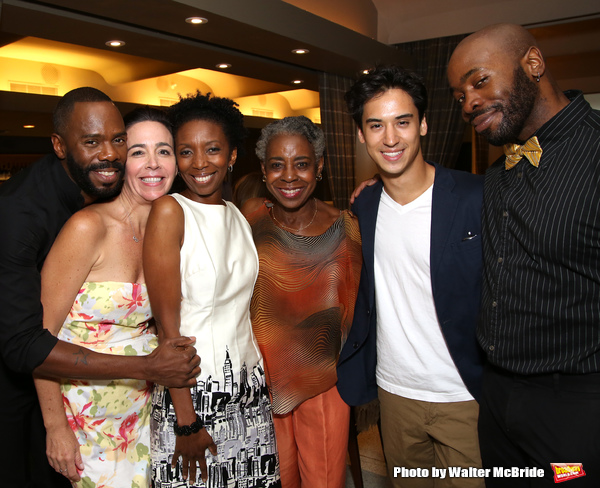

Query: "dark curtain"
left=396, top=34, right=467, bottom=169
left=318, top=72, right=356, bottom=210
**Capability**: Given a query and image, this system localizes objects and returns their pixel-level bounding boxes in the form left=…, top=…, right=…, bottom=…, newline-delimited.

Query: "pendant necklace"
left=271, top=198, right=318, bottom=233
left=120, top=200, right=140, bottom=243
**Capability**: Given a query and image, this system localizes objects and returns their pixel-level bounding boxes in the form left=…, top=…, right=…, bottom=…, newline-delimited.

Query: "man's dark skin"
left=32, top=100, right=200, bottom=386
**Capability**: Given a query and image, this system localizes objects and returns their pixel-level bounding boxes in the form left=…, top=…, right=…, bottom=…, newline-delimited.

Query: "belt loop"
left=553, top=373, right=560, bottom=395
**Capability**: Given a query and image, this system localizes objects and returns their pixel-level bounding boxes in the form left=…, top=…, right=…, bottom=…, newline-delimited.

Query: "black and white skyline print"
left=151, top=348, right=280, bottom=488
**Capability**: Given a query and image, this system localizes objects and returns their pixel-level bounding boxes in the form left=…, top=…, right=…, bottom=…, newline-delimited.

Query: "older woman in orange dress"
left=242, top=116, right=362, bottom=488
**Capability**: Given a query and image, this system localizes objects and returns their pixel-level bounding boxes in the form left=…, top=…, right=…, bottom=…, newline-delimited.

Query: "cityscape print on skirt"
left=151, top=348, right=281, bottom=488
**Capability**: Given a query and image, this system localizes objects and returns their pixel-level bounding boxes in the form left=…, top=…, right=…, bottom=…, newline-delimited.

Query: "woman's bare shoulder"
left=240, top=197, right=266, bottom=218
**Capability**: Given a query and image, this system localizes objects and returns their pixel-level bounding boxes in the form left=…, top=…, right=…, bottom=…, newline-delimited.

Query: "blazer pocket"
left=451, top=234, right=481, bottom=253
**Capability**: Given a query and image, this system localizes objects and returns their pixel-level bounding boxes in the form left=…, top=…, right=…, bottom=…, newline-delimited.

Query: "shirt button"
left=503, top=210, right=508, bottom=218
left=492, top=301, right=498, bottom=308
left=353, top=342, right=359, bottom=349
left=498, top=257, right=503, bottom=263
left=517, top=172, right=523, bottom=179
left=489, top=345, right=495, bottom=352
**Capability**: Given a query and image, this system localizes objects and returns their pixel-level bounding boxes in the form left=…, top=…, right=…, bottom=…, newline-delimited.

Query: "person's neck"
left=118, top=190, right=151, bottom=222
left=381, top=159, right=435, bottom=206
left=518, top=88, right=570, bottom=141
left=271, top=197, right=318, bottom=231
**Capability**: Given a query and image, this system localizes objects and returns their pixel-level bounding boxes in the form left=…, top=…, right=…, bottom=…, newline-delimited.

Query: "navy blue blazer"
left=337, top=163, right=485, bottom=406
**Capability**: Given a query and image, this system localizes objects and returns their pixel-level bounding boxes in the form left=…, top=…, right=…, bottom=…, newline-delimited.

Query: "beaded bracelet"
left=173, top=414, right=204, bottom=436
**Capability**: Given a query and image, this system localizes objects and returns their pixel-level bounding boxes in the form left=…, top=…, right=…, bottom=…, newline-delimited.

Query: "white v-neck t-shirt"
left=374, top=186, right=472, bottom=402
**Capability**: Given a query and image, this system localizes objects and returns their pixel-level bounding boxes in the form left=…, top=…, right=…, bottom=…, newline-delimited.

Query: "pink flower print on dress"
left=64, top=398, right=99, bottom=432
left=115, top=412, right=139, bottom=453
left=121, top=284, right=145, bottom=319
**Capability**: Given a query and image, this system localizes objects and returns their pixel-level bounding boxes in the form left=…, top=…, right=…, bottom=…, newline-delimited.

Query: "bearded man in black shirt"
left=449, top=24, right=600, bottom=487
left=0, top=87, right=200, bottom=487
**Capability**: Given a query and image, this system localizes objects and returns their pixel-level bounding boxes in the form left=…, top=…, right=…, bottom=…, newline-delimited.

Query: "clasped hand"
left=147, top=336, right=201, bottom=388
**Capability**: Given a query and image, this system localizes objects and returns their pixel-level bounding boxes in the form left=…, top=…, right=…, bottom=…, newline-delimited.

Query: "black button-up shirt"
left=0, top=154, right=84, bottom=388
left=479, top=91, right=600, bottom=374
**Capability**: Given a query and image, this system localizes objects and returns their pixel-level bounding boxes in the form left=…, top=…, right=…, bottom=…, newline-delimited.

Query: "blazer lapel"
left=356, top=181, right=383, bottom=307
left=430, top=165, right=458, bottom=282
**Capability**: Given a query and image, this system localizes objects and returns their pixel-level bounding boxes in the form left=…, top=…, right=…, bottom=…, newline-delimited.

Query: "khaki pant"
left=379, top=387, right=484, bottom=488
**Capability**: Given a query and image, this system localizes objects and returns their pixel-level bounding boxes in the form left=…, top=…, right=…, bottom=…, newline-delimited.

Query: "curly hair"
left=168, top=91, right=246, bottom=152
left=53, top=87, right=113, bottom=136
left=345, top=65, right=428, bottom=128
left=255, top=116, right=325, bottom=162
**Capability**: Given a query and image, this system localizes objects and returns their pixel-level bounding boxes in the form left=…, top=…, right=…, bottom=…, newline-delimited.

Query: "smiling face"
left=175, top=119, right=236, bottom=205
left=124, top=120, right=176, bottom=202
left=448, top=43, right=539, bottom=146
left=358, top=88, right=427, bottom=180
left=261, top=133, right=323, bottom=211
left=54, top=101, right=127, bottom=201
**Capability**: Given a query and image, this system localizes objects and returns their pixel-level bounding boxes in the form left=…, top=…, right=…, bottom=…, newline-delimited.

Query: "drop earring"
left=536, top=73, right=540, bottom=82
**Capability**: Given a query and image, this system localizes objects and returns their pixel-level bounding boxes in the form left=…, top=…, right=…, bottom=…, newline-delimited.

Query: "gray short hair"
left=255, top=116, right=326, bottom=162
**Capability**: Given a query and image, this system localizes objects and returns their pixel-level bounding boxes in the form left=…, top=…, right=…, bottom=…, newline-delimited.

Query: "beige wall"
left=282, top=0, right=377, bottom=38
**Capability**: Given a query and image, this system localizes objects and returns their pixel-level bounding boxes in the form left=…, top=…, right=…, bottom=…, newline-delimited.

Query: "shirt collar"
left=530, top=90, right=591, bottom=155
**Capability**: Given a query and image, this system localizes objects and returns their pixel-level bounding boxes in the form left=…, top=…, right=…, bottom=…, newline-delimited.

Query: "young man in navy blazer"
left=338, top=65, right=485, bottom=487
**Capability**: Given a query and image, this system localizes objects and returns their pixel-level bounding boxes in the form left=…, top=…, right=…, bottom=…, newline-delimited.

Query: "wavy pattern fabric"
left=248, top=202, right=362, bottom=414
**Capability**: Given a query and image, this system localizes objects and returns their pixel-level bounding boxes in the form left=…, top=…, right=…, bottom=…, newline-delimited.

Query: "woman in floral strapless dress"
left=35, top=107, right=177, bottom=488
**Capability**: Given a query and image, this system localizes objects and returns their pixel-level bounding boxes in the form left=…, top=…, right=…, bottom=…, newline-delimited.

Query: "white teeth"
left=97, top=171, right=116, bottom=176
left=383, top=151, right=402, bottom=157
left=142, top=177, right=162, bottom=183
left=194, top=175, right=211, bottom=183
left=281, top=189, right=300, bottom=195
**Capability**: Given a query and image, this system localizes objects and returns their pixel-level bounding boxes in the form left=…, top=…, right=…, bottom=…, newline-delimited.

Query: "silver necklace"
left=120, top=200, right=140, bottom=243
left=270, top=198, right=318, bottom=233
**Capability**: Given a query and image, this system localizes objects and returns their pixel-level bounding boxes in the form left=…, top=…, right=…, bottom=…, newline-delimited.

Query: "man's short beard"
left=479, top=66, right=538, bottom=146
left=66, top=153, right=124, bottom=200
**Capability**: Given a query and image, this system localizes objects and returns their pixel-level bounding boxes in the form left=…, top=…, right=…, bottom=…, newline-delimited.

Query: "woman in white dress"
left=35, top=106, right=178, bottom=487
left=144, top=92, right=279, bottom=487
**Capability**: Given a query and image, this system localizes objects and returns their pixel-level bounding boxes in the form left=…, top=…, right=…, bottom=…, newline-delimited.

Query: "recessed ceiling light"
left=186, top=17, right=207, bottom=25
left=23, top=124, right=35, bottom=129
left=216, top=63, right=231, bottom=69
left=105, top=40, right=125, bottom=47
left=292, top=48, right=309, bottom=54
left=292, top=80, right=303, bottom=84
left=362, top=69, right=370, bottom=74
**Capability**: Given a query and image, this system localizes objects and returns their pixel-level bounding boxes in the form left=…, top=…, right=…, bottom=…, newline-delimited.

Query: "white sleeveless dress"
left=150, top=195, right=280, bottom=487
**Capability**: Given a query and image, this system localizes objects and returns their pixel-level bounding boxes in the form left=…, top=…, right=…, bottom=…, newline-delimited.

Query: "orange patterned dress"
left=247, top=202, right=362, bottom=414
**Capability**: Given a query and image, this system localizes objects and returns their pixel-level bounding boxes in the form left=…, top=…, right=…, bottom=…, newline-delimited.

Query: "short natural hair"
left=52, top=87, right=113, bottom=136
left=255, top=116, right=325, bottom=162
left=345, top=65, right=428, bottom=128
left=168, top=91, right=246, bottom=153
left=124, top=106, right=172, bottom=134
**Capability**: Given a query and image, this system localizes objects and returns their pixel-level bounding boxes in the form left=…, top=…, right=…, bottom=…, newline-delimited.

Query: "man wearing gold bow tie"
left=448, top=24, right=600, bottom=487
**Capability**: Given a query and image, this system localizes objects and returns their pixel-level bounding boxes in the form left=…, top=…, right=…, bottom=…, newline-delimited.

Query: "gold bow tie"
left=503, top=136, right=543, bottom=170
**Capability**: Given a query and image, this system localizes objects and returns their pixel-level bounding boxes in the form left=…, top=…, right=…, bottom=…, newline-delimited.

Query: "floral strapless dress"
left=58, top=281, right=157, bottom=488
